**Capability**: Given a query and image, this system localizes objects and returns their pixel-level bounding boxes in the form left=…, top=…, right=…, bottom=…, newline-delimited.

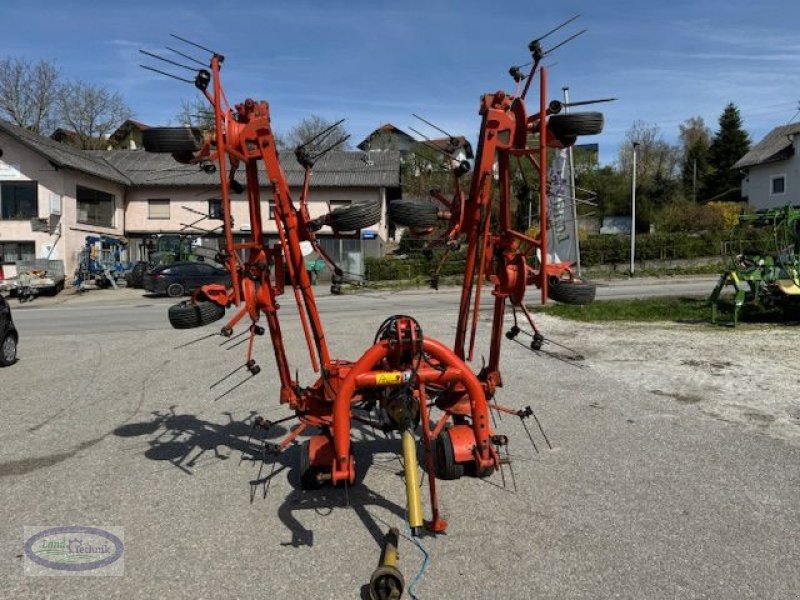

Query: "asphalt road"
left=10, top=276, right=719, bottom=336
left=4, top=276, right=798, bottom=599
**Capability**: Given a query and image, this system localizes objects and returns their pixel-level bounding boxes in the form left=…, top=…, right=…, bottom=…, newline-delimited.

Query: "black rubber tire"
left=552, top=133, right=577, bottom=148
left=142, top=127, right=202, bottom=154
left=547, top=112, right=604, bottom=138
left=168, top=300, right=226, bottom=329
left=388, top=199, right=440, bottom=227
left=548, top=279, right=597, bottom=305
left=166, top=282, right=185, bottom=298
left=299, top=440, right=322, bottom=490
left=0, top=332, right=17, bottom=367
left=328, top=201, right=382, bottom=232
left=434, top=429, right=464, bottom=480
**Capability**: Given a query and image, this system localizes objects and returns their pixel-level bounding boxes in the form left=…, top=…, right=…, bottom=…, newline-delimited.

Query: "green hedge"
left=366, top=230, right=780, bottom=280
left=579, top=233, right=727, bottom=265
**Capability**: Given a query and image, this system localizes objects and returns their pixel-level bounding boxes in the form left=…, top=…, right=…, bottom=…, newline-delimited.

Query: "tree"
left=704, top=103, right=750, bottom=202
left=618, top=121, right=680, bottom=185
left=0, top=57, right=60, bottom=133
left=283, top=115, right=350, bottom=155
left=577, top=165, right=629, bottom=217
left=617, top=121, right=681, bottom=225
left=175, top=95, right=215, bottom=132
left=56, top=80, right=132, bottom=149
left=678, top=116, right=712, bottom=202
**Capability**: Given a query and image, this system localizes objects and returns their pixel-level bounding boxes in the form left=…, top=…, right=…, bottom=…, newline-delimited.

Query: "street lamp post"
left=630, top=141, right=639, bottom=277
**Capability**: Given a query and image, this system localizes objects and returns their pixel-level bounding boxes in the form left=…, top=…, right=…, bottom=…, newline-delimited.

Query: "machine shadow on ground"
left=113, top=410, right=408, bottom=550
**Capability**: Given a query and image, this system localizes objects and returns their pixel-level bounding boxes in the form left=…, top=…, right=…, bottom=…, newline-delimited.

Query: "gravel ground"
left=539, top=315, right=800, bottom=447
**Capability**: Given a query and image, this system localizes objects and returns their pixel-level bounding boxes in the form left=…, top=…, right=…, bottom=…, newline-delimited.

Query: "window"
left=1, top=181, right=38, bottom=220
left=0, top=241, right=36, bottom=264
left=269, top=202, right=276, bottom=220
left=771, top=175, right=786, bottom=195
left=148, top=199, right=171, bottom=220
left=77, top=186, right=115, bottom=227
left=208, top=199, right=223, bottom=219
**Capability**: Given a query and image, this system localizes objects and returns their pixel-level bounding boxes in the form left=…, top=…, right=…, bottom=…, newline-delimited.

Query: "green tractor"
left=709, top=206, right=800, bottom=325
left=145, top=234, right=198, bottom=265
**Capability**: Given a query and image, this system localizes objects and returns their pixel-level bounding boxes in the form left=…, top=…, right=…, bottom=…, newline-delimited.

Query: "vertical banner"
left=546, top=148, right=578, bottom=264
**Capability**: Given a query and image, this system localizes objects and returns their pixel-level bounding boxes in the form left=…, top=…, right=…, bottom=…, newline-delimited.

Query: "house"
left=357, top=124, right=417, bottom=155
left=108, top=120, right=150, bottom=150
left=0, top=119, right=401, bottom=279
left=0, top=120, right=128, bottom=277
left=425, top=136, right=474, bottom=163
left=101, top=148, right=400, bottom=274
left=733, top=123, right=800, bottom=209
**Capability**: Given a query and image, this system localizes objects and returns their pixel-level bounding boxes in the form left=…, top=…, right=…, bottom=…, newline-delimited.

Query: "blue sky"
left=3, top=0, right=799, bottom=164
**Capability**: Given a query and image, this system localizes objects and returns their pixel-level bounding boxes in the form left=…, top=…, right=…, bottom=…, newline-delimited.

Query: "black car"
left=0, top=294, right=18, bottom=367
left=125, top=261, right=149, bottom=288
left=144, top=261, right=231, bottom=297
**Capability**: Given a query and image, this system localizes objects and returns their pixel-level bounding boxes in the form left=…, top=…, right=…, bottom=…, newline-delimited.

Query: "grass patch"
left=581, top=262, right=725, bottom=280
left=540, top=295, right=794, bottom=325
left=539, top=296, right=711, bottom=322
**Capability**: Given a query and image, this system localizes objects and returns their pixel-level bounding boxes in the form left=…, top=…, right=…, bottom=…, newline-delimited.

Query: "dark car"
left=125, top=261, right=149, bottom=288
left=144, top=262, right=231, bottom=297
left=0, top=294, right=18, bottom=367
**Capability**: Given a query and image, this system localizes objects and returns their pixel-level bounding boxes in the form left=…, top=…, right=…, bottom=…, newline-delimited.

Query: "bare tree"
left=175, top=95, right=215, bottom=132
left=618, top=120, right=680, bottom=183
left=284, top=115, right=350, bottom=155
left=0, top=57, right=60, bottom=133
left=56, top=80, right=132, bottom=149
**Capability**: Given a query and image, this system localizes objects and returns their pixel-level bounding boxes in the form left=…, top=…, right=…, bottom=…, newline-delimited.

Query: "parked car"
left=125, top=261, right=149, bottom=288
left=144, top=262, right=231, bottom=297
left=1, top=294, right=18, bottom=366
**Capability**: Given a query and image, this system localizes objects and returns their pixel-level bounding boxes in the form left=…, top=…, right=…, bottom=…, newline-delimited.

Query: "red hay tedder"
left=141, top=20, right=606, bottom=598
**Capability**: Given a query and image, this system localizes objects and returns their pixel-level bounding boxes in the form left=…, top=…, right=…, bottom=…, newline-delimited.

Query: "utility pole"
left=630, top=141, right=639, bottom=277
left=563, top=86, right=582, bottom=276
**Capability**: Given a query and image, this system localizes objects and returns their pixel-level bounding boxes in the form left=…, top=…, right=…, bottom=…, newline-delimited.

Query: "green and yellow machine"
left=709, top=206, right=800, bottom=325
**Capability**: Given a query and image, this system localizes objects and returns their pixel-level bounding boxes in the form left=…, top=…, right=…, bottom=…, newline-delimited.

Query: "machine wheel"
left=299, top=440, right=322, bottom=490
left=548, top=133, right=577, bottom=148
left=142, top=127, right=202, bottom=154
left=168, top=300, right=226, bottom=329
left=547, top=112, right=604, bottom=138
left=388, top=199, right=440, bottom=227
left=328, top=201, right=382, bottom=232
left=434, top=429, right=464, bottom=480
left=0, top=333, right=17, bottom=367
left=166, top=282, right=185, bottom=298
left=548, top=279, right=597, bottom=305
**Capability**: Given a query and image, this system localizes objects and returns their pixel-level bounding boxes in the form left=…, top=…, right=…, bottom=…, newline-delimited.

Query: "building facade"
left=0, top=119, right=401, bottom=279
left=734, top=123, right=800, bottom=210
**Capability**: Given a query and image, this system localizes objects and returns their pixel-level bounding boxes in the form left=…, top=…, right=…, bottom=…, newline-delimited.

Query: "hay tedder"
left=710, top=206, right=800, bottom=326
left=142, top=20, right=604, bottom=598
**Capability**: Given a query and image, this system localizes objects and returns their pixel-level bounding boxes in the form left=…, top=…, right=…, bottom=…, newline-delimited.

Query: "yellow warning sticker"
left=375, top=372, right=403, bottom=386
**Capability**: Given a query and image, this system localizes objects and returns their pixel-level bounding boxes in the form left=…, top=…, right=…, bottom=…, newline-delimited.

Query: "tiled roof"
left=0, top=119, right=130, bottom=184
left=0, top=119, right=399, bottom=189
left=99, top=148, right=401, bottom=188
left=733, top=123, right=800, bottom=169
left=427, top=136, right=475, bottom=159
